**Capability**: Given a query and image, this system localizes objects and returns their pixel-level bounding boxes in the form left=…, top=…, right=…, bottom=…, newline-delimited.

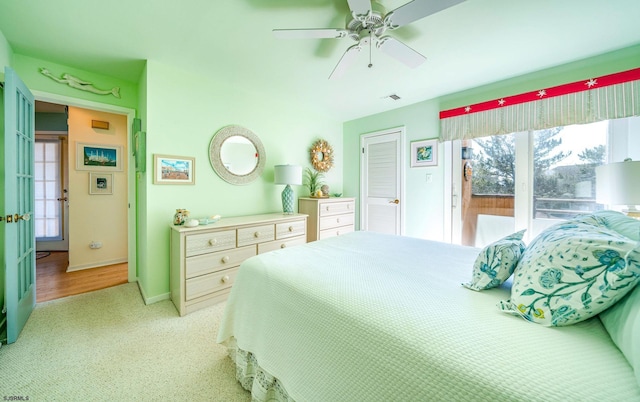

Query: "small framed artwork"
left=410, top=139, right=438, bottom=167
left=89, top=172, right=113, bottom=195
left=153, top=154, right=195, bottom=185
left=76, top=142, right=123, bottom=171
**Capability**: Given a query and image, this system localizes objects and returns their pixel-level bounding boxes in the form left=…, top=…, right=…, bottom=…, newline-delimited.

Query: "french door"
left=451, top=121, right=611, bottom=247
left=3, top=67, right=36, bottom=344
left=35, top=134, right=69, bottom=251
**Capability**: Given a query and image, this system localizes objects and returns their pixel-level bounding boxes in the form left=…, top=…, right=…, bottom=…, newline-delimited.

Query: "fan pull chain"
left=368, top=31, right=373, bottom=68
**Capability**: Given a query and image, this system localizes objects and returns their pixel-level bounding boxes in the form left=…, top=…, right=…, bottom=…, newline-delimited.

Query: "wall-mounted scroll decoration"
left=310, top=139, right=334, bottom=172
left=40, top=67, right=121, bottom=98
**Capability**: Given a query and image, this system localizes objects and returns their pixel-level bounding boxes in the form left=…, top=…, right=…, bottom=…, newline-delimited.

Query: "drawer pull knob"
left=336, top=230, right=341, bottom=236
left=254, top=231, right=260, bottom=238
left=221, top=275, right=230, bottom=283
left=281, top=243, right=287, bottom=249
left=208, top=239, right=217, bottom=246
left=288, top=226, right=294, bottom=232
left=222, top=256, right=230, bottom=263
left=336, top=218, right=340, bottom=223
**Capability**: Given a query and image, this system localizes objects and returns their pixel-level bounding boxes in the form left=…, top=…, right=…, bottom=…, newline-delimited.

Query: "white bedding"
left=217, top=231, right=640, bottom=401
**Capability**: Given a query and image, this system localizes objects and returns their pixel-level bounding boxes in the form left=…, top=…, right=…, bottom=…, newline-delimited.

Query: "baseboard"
left=66, top=258, right=127, bottom=272
left=137, top=282, right=170, bottom=305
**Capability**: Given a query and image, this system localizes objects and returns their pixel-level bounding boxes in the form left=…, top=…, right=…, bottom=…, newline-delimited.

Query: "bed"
left=217, top=211, right=640, bottom=401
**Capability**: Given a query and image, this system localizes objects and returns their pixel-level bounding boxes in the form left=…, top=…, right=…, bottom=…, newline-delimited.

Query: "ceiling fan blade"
left=346, top=0, right=372, bottom=17
left=329, top=43, right=362, bottom=80
left=273, top=29, right=349, bottom=39
left=386, top=0, right=466, bottom=29
left=377, top=36, right=426, bottom=68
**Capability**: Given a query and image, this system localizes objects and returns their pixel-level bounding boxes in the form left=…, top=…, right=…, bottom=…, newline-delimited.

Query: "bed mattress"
left=217, top=231, right=640, bottom=401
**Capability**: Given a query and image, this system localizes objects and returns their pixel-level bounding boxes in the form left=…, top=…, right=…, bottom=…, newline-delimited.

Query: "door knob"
left=389, top=199, right=400, bottom=204
left=16, top=213, right=31, bottom=221
left=57, top=197, right=68, bottom=201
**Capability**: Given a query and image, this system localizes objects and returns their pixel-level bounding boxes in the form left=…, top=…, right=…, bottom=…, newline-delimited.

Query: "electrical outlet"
left=426, top=174, right=433, bottom=183
left=89, top=241, right=103, bottom=249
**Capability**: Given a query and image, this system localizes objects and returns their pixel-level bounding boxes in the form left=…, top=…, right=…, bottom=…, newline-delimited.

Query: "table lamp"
left=274, top=165, right=302, bottom=214
left=595, top=159, right=640, bottom=217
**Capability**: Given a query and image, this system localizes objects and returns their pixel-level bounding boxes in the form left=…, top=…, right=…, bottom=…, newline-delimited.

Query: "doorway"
left=34, top=100, right=131, bottom=301
left=360, top=127, right=405, bottom=235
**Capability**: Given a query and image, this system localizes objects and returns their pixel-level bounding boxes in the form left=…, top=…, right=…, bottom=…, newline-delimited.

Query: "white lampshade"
left=595, top=160, right=640, bottom=207
left=274, top=165, right=302, bottom=185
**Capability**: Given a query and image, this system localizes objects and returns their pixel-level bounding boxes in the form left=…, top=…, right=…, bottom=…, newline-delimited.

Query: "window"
left=459, top=118, right=632, bottom=246
left=35, top=139, right=62, bottom=240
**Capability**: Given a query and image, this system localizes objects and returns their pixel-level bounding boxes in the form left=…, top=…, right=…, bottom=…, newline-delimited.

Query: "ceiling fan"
left=273, top=0, right=466, bottom=79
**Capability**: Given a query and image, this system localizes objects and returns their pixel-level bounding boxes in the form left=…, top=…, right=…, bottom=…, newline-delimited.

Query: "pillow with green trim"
left=462, top=229, right=526, bottom=291
left=498, top=221, right=640, bottom=326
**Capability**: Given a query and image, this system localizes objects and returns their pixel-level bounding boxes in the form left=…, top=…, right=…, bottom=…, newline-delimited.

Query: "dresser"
left=170, top=213, right=307, bottom=316
left=298, top=197, right=355, bottom=242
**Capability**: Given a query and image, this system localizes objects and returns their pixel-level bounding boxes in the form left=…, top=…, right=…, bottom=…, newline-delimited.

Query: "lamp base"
left=281, top=184, right=294, bottom=214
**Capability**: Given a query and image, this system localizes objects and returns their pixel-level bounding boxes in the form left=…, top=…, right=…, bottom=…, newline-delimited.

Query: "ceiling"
left=2, top=0, right=640, bottom=122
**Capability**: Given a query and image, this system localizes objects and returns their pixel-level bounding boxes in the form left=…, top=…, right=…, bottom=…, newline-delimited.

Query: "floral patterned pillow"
left=462, top=230, right=526, bottom=291
left=498, top=221, right=640, bottom=326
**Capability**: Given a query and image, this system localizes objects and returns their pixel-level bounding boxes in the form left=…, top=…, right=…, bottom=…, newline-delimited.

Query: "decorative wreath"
left=310, top=139, right=334, bottom=172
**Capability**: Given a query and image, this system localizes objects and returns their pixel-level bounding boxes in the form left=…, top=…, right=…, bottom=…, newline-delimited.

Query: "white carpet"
left=0, top=283, right=250, bottom=401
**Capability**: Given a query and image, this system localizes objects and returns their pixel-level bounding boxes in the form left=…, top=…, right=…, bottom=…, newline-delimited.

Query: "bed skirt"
left=226, top=337, right=294, bottom=402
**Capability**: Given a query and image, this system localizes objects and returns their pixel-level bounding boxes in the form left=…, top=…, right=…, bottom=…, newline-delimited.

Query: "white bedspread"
left=217, top=231, right=640, bottom=401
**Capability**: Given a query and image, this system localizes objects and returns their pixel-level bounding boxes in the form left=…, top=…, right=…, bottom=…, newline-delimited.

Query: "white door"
left=35, top=134, right=69, bottom=251
left=360, top=128, right=404, bottom=235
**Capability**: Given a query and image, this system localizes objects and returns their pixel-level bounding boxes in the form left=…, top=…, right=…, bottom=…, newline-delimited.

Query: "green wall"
left=11, top=54, right=138, bottom=111
left=0, top=30, right=11, bottom=73
left=138, top=60, right=344, bottom=300
left=343, top=100, right=444, bottom=240
left=343, top=44, right=640, bottom=242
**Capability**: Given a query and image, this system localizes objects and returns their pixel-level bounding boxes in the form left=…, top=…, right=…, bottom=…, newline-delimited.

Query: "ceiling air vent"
left=387, top=94, right=401, bottom=100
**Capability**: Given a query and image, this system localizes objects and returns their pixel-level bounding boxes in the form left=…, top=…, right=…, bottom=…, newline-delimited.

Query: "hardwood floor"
left=36, top=251, right=128, bottom=303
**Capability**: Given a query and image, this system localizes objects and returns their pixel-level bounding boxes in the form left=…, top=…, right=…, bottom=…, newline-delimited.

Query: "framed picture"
left=153, top=154, right=195, bottom=185
left=89, top=172, right=113, bottom=195
left=410, top=139, right=438, bottom=167
left=76, top=142, right=123, bottom=171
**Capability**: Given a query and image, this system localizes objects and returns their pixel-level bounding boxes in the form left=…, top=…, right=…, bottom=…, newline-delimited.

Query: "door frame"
left=33, top=90, right=137, bottom=283
left=359, top=127, right=405, bottom=235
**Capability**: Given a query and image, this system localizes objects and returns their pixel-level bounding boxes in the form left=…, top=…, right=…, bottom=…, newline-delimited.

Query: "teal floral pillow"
left=498, top=221, right=640, bottom=326
left=463, top=230, right=526, bottom=291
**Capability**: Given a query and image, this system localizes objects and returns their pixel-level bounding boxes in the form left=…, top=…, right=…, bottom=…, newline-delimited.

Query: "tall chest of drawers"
left=298, top=197, right=355, bottom=242
left=170, top=213, right=307, bottom=316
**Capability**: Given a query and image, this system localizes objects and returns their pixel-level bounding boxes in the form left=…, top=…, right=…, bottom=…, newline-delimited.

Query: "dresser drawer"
left=258, top=236, right=306, bottom=254
left=276, top=219, right=306, bottom=240
left=185, top=245, right=256, bottom=279
left=237, top=224, right=275, bottom=247
left=319, top=213, right=354, bottom=230
left=319, top=225, right=354, bottom=240
left=319, top=200, right=355, bottom=216
left=185, top=267, right=239, bottom=301
left=185, top=229, right=236, bottom=257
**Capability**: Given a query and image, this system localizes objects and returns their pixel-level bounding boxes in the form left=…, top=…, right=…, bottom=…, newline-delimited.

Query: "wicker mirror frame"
left=209, top=125, right=266, bottom=185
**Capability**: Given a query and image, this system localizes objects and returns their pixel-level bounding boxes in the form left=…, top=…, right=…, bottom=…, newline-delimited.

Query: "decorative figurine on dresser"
left=170, top=213, right=307, bottom=316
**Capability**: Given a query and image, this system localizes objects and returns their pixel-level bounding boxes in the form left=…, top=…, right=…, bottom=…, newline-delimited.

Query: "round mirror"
left=209, top=125, right=266, bottom=185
